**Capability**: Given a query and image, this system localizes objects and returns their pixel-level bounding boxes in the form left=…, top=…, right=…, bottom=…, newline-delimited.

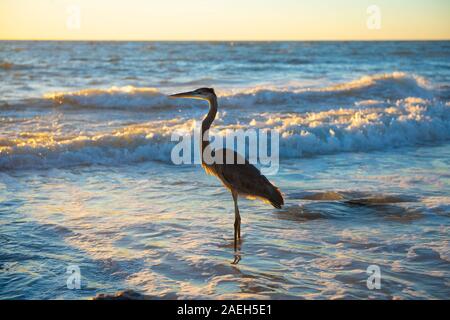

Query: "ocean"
left=0, top=41, right=449, bottom=299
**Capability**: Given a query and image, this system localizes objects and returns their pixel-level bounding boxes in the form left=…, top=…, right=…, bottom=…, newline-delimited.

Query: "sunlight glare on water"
left=0, top=41, right=449, bottom=299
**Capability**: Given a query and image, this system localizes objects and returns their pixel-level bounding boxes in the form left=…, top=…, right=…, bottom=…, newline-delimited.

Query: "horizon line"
left=1, top=38, right=449, bottom=42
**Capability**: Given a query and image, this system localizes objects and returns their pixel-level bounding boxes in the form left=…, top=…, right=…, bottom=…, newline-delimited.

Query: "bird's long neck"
left=201, top=95, right=218, bottom=162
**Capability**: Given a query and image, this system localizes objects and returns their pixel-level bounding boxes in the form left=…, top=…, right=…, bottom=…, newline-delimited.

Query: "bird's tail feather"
left=243, top=174, right=284, bottom=209
left=268, top=186, right=284, bottom=209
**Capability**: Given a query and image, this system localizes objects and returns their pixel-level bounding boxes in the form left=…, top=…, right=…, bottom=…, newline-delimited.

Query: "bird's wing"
left=211, top=149, right=284, bottom=208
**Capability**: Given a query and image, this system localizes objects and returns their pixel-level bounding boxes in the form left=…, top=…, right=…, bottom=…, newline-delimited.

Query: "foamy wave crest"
left=38, top=72, right=433, bottom=111
left=0, top=125, right=177, bottom=170
left=0, top=117, right=198, bottom=169
left=273, top=97, right=450, bottom=157
left=221, top=72, right=433, bottom=106
left=1, top=96, right=449, bottom=170
left=44, top=86, right=174, bottom=110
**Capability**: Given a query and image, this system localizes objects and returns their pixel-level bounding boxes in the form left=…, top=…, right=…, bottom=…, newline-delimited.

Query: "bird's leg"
left=232, top=192, right=241, bottom=250
left=237, top=207, right=241, bottom=240
left=232, top=193, right=237, bottom=250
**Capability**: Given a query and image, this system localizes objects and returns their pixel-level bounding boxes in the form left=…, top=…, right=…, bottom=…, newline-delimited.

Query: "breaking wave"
left=15, top=72, right=433, bottom=111
left=220, top=72, right=433, bottom=106
left=43, top=86, right=171, bottom=110
left=1, top=73, right=449, bottom=169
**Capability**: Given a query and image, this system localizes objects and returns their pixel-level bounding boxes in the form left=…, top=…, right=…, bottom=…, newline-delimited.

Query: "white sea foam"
left=1, top=92, right=449, bottom=169
left=0, top=73, right=450, bottom=169
left=271, top=97, right=450, bottom=157
left=219, top=72, right=432, bottom=106
left=36, top=72, right=433, bottom=111
left=43, top=86, right=170, bottom=110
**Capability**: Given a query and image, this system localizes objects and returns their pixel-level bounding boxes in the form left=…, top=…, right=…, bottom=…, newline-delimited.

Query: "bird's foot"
left=231, top=254, right=241, bottom=265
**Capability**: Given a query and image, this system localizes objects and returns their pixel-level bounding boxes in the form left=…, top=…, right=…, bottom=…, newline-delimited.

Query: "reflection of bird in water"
left=170, top=88, right=284, bottom=262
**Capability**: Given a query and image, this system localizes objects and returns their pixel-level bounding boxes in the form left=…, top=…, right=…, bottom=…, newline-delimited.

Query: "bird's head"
left=169, top=87, right=216, bottom=101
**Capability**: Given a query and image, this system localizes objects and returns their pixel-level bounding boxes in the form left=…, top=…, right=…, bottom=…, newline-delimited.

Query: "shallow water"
left=0, top=41, right=449, bottom=299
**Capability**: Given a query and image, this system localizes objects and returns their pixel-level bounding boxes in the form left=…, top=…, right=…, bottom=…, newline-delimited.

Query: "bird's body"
left=170, top=87, right=284, bottom=252
left=202, top=148, right=284, bottom=209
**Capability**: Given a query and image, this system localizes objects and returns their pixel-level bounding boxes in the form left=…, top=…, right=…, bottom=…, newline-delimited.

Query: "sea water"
left=0, top=41, right=449, bottom=299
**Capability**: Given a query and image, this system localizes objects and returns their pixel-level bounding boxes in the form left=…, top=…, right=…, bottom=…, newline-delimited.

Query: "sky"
left=0, top=0, right=449, bottom=41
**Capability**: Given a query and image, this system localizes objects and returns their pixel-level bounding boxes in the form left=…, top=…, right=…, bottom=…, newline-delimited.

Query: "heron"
left=169, top=88, right=284, bottom=254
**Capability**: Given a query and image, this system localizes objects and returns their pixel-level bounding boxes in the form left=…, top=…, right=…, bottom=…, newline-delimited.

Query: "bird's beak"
left=169, top=90, right=200, bottom=99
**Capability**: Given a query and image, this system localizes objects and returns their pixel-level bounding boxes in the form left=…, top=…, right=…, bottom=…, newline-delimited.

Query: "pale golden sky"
left=1, top=0, right=449, bottom=40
